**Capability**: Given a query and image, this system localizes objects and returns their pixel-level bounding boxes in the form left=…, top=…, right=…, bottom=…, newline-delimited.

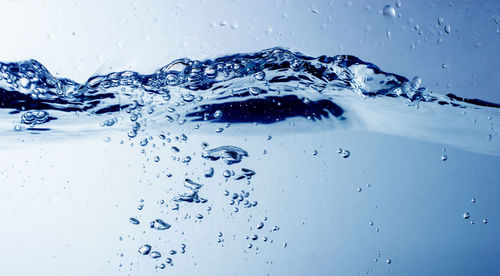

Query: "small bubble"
left=249, top=87, right=261, bottom=96
left=204, top=167, right=214, bottom=178
left=257, top=222, right=264, bottom=229
left=196, top=213, right=204, bottom=219
left=138, top=245, right=152, bottom=255
left=150, top=219, right=171, bottom=230
left=437, top=17, right=444, bottom=25
left=483, top=219, right=488, bottom=224
left=357, top=187, right=362, bottom=192
left=254, top=71, right=266, bottom=81
left=214, top=110, right=223, bottom=119
left=150, top=251, right=161, bottom=259
left=342, top=150, right=350, bottom=158
left=129, top=218, right=140, bottom=225
left=153, top=156, right=160, bottom=162
left=223, top=170, right=231, bottom=178
left=382, top=5, right=396, bottom=18
left=441, top=154, right=448, bottom=161
left=463, top=212, right=470, bottom=219
left=444, top=25, right=451, bottom=34
left=386, top=259, right=392, bottom=264
left=312, top=150, right=318, bottom=156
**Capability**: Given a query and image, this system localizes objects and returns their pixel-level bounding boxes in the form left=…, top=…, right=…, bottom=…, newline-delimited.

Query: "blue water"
left=1, top=48, right=499, bottom=275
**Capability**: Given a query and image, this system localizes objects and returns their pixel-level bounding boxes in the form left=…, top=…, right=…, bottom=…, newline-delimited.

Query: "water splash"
left=0, top=47, right=498, bottom=154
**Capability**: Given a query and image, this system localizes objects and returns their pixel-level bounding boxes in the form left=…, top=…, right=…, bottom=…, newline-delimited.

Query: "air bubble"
left=382, top=5, right=396, bottom=18
left=138, top=245, right=152, bottom=255
left=463, top=212, right=470, bottom=219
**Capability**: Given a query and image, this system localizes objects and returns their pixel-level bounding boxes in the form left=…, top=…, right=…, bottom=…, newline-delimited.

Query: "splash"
left=0, top=47, right=498, bottom=154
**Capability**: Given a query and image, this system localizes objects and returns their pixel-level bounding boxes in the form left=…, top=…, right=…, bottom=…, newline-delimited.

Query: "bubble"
left=150, top=251, right=161, bottom=259
left=21, top=111, right=49, bottom=126
left=357, top=187, right=362, bottom=192
left=202, top=146, right=249, bottom=165
left=129, top=218, right=140, bottom=225
left=249, top=87, right=261, bottom=96
left=196, top=214, right=204, bottom=219
left=18, top=77, right=30, bottom=88
left=150, top=219, right=171, bottom=230
left=437, top=17, right=444, bottom=25
left=441, top=154, right=448, bottom=161
left=483, top=219, right=488, bottom=224
left=204, top=167, right=214, bottom=178
left=153, top=156, right=160, bottom=162
left=386, top=259, right=392, bottom=264
left=342, top=150, right=350, bottom=158
left=463, top=212, right=470, bottom=219
left=257, top=222, right=264, bottom=229
left=254, top=71, right=266, bottom=81
left=382, top=5, right=396, bottom=17
left=444, top=25, right=451, bottom=34
left=138, top=245, right=152, bottom=255
left=471, top=198, right=476, bottom=203
left=214, top=110, right=223, bottom=119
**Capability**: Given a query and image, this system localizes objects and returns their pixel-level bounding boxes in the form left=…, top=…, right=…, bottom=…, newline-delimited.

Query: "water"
left=1, top=1, right=500, bottom=275
left=1, top=46, right=499, bottom=275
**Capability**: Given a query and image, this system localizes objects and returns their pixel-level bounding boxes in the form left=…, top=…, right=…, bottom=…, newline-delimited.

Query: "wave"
left=0, top=47, right=498, bottom=154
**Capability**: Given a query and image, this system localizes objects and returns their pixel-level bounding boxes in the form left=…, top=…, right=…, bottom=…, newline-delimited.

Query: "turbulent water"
left=1, top=47, right=498, bottom=154
left=1, top=47, right=499, bottom=274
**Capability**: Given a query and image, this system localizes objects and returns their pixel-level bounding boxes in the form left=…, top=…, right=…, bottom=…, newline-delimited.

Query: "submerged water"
left=1, top=48, right=499, bottom=275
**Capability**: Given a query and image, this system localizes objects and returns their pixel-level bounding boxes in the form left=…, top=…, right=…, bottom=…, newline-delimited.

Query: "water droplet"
left=382, top=5, right=396, bottom=18
left=395, top=1, right=401, bottom=8
left=150, top=219, right=171, bottom=230
left=386, top=259, right=392, bottom=264
left=129, top=218, right=140, bottom=225
left=166, top=257, right=172, bottom=264
left=251, top=234, right=258, bottom=240
left=357, top=187, right=362, bottom=192
left=441, top=154, right=448, bottom=161
left=312, top=150, right=318, bottom=156
left=463, top=212, right=470, bottom=219
left=437, top=17, right=444, bottom=25
left=153, top=156, right=160, bottom=162
left=483, top=218, right=488, bottom=224
left=342, top=150, right=350, bottom=158
left=138, top=245, right=152, bottom=255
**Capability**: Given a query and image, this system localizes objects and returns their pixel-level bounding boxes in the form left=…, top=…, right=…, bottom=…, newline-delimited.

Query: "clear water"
left=1, top=2, right=500, bottom=276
